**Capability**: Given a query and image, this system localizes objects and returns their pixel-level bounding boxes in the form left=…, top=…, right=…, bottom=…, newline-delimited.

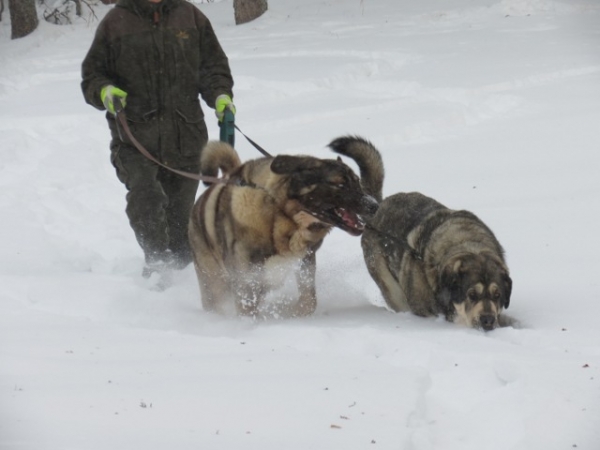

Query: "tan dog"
left=188, top=141, right=379, bottom=317
left=330, top=136, right=513, bottom=331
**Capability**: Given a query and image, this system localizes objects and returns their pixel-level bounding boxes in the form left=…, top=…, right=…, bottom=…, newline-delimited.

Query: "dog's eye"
left=467, top=291, right=477, bottom=301
left=492, top=290, right=501, bottom=300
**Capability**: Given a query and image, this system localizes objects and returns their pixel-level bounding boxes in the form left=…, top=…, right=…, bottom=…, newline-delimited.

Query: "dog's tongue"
left=337, top=208, right=365, bottom=232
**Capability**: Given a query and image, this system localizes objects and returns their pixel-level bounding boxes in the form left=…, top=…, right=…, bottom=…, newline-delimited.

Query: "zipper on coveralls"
left=152, top=8, right=166, bottom=163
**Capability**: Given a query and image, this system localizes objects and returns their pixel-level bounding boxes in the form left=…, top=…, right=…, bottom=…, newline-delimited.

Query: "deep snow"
left=1, top=0, right=600, bottom=449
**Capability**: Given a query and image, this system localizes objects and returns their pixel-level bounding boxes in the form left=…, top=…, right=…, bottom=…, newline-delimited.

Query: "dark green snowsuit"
left=81, top=0, right=233, bottom=268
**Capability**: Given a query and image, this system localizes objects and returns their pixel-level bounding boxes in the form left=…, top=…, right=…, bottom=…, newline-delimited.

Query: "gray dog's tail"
left=328, top=135, right=384, bottom=202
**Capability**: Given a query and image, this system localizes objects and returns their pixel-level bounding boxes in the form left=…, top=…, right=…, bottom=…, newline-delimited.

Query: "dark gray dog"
left=330, top=136, right=512, bottom=331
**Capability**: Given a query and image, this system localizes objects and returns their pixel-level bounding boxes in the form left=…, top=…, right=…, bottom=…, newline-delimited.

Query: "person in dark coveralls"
left=81, top=0, right=235, bottom=288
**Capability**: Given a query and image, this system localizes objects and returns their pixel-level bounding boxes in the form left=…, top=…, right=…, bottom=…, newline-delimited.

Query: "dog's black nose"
left=480, top=314, right=496, bottom=331
left=361, top=195, right=379, bottom=216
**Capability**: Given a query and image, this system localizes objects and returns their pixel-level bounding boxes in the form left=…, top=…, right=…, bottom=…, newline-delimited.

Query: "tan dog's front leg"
left=234, top=275, right=265, bottom=318
left=294, top=251, right=317, bottom=317
left=288, top=230, right=309, bottom=254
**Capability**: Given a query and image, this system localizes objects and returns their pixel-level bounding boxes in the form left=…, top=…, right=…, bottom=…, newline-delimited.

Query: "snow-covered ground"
left=1, top=0, right=600, bottom=448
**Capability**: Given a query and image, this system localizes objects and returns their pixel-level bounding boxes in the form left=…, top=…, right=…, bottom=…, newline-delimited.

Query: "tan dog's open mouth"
left=304, top=207, right=366, bottom=236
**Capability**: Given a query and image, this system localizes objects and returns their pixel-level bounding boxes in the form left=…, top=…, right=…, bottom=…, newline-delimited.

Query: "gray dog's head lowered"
left=439, top=253, right=512, bottom=331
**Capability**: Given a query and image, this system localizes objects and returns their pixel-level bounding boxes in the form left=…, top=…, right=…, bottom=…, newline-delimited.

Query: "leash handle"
left=219, top=108, right=235, bottom=146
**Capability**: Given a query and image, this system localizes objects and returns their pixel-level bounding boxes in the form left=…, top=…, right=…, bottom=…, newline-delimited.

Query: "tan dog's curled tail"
left=200, top=141, right=242, bottom=181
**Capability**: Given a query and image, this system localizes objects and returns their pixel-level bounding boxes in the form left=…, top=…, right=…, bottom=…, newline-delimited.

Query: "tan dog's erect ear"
left=270, top=155, right=321, bottom=174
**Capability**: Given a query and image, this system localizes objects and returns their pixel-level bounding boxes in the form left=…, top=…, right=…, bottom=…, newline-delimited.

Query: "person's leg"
left=158, top=165, right=200, bottom=269
left=110, top=142, right=171, bottom=272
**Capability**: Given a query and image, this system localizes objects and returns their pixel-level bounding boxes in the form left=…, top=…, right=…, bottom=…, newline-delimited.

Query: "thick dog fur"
left=329, top=136, right=513, bottom=331
left=188, top=140, right=379, bottom=317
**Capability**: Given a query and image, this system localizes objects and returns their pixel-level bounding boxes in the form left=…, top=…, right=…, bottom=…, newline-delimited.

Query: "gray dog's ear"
left=437, top=287, right=453, bottom=307
left=271, top=155, right=320, bottom=174
left=502, top=272, right=512, bottom=309
left=438, top=259, right=463, bottom=305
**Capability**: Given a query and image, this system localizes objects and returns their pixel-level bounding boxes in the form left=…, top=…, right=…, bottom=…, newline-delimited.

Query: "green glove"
left=101, top=85, right=128, bottom=115
left=215, top=94, right=236, bottom=122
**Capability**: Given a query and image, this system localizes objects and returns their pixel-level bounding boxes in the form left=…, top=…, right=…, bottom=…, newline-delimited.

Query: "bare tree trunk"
left=233, top=0, right=267, bottom=25
left=0, top=0, right=5, bottom=22
left=8, top=0, right=38, bottom=39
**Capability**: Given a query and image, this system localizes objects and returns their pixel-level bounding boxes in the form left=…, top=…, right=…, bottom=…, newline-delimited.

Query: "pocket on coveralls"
left=175, top=105, right=207, bottom=158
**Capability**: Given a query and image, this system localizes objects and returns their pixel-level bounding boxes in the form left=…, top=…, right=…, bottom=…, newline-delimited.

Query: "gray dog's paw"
left=498, top=314, right=521, bottom=329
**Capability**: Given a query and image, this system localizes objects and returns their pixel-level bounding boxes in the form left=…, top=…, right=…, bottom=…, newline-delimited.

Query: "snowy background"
left=1, top=0, right=600, bottom=448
